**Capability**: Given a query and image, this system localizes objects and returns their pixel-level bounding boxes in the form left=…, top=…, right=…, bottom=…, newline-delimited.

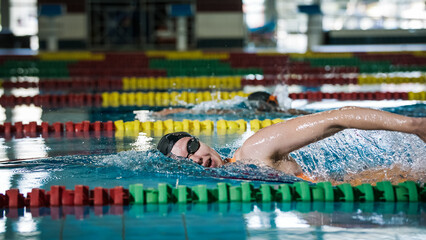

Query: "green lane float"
left=1, top=181, right=424, bottom=210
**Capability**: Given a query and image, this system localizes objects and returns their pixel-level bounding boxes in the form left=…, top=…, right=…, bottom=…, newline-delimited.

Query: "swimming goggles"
left=169, top=137, right=200, bottom=160
left=185, top=137, right=200, bottom=158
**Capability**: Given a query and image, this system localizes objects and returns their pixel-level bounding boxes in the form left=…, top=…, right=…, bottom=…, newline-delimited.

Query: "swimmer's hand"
left=153, top=108, right=187, bottom=116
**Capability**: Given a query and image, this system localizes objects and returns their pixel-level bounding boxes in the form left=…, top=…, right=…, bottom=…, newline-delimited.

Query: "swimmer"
left=157, top=106, right=426, bottom=182
left=153, top=91, right=309, bottom=116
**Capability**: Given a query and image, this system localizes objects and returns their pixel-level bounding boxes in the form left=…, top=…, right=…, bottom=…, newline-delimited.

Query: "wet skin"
left=170, top=137, right=224, bottom=168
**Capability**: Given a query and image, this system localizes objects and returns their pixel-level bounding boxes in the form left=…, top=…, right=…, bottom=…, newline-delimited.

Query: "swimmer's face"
left=170, top=137, right=223, bottom=168
left=249, top=101, right=277, bottom=112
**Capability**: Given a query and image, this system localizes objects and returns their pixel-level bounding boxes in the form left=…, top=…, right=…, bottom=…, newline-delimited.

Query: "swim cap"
left=248, top=91, right=278, bottom=106
left=157, top=132, right=192, bottom=156
left=247, top=91, right=278, bottom=111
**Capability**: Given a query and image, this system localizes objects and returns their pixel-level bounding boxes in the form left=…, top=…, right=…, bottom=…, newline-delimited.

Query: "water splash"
left=14, top=149, right=301, bottom=184
left=273, top=84, right=292, bottom=110
left=96, top=127, right=425, bottom=184
left=98, top=150, right=301, bottom=183
left=191, top=96, right=250, bottom=112
left=291, top=129, right=426, bottom=183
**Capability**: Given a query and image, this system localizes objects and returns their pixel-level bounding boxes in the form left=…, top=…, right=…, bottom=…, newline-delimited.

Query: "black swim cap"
left=247, top=91, right=278, bottom=111
left=247, top=91, right=278, bottom=106
left=157, top=132, right=192, bottom=156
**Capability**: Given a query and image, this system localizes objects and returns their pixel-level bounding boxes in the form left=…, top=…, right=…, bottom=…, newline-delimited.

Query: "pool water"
left=4, top=202, right=426, bottom=240
left=0, top=98, right=425, bottom=239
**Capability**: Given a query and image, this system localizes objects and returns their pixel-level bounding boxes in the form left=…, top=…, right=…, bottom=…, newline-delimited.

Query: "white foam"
left=191, top=96, right=247, bottom=111
left=273, top=84, right=292, bottom=110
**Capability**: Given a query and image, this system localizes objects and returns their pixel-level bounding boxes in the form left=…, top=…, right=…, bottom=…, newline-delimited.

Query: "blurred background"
left=1, top=0, right=425, bottom=53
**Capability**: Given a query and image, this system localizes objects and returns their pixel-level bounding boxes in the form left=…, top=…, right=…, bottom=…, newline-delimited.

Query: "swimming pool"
left=0, top=51, right=425, bottom=239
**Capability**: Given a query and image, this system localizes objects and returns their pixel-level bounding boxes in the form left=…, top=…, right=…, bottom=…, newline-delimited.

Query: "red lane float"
left=241, top=75, right=359, bottom=86
left=74, top=185, right=90, bottom=206
left=288, top=91, right=409, bottom=101
left=2, top=78, right=125, bottom=91
left=2, top=186, right=131, bottom=209
left=29, top=189, right=49, bottom=207
left=0, top=94, right=103, bottom=108
left=0, top=121, right=115, bottom=138
left=6, top=189, right=26, bottom=208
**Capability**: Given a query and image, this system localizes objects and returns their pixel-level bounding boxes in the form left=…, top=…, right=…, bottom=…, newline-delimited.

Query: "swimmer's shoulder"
left=228, top=148, right=261, bottom=163
left=225, top=148, right=242, bottom=163
left=233, top=147, right=242, bottom=161
left=231, top=147, right=316, bottom=183
left=232, top=146, right=267, bottom=163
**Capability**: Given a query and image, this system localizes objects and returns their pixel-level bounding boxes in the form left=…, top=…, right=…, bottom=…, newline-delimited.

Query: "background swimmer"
left=157, top=106, right=426, bottom=182
left=153, top=91, right=309, bottom=116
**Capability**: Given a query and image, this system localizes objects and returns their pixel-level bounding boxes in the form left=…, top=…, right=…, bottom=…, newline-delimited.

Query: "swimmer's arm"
left=153, top=108, right=188, bottom=116
left=205, top=109, right=237, bottom=115
left=238, top=106, right=425, bottom=161
left=276, top=108, right=310, bottom=115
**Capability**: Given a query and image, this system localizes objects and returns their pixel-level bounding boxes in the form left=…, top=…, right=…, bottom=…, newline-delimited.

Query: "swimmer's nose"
left=191, top=156, right=203, bottom=165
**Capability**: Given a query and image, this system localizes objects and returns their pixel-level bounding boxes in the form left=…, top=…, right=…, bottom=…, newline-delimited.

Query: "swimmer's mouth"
left=203, top=158, right=212, bottom=168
